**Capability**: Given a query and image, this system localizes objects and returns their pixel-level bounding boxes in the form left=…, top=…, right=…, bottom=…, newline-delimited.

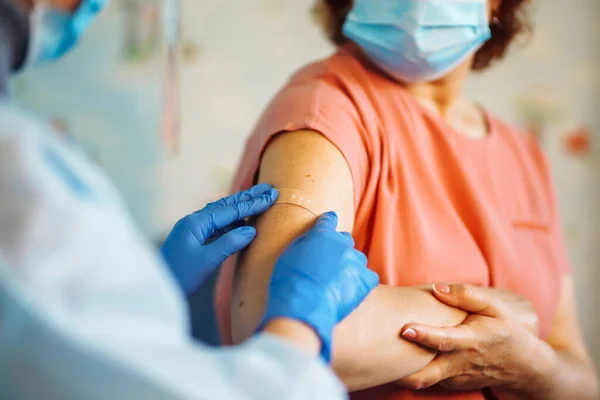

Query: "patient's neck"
left=0, top=0, right=29, bottom=97
left=402, top=57, right=473, bottom=118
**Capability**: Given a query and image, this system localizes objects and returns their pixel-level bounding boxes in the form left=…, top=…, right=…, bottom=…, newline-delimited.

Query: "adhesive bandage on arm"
left=274, top=188, right=329, bottom=217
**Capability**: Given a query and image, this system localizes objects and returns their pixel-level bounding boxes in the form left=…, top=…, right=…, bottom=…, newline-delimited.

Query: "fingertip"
left=225, top=226, right=257, bottom=244
left=233, top=192, right=277, bottom=219
left=222, top=226, right=257, bottom=251
left=250, top=190, right=278, bottom=212
left=251, top=183, right=272, bottom=194
left=265, top=187, right=279, bottom=201
left=357, top=250, right=368, bottom=265
left=432, top=283, right=451, bottom=296
left=239, top=226, right=257, bottom=237
left=204, top=226, right=257, bottom=266
left=368, top=269, right=380, bottom=286
left=316, top=211, right=338, bottom=229
left=242, top=183, right=273, bottom=200
left=401, top=324, right=427, bottom=340
left=401, top=328, right=418, bottom=340
left=339, top=231, right=355, bottom=245
left=323, top=211, right=338, bottom=219
left=251, top=183, right=272, bottom=192
left=364, top=272, right=379, bottom=292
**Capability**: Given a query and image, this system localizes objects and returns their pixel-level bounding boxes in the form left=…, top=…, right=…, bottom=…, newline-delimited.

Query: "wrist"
left=507, top=335, right=559, bottom=396
left=262, top=318, right=322, bottom=357
left=261, top=293, right=336, bottom=361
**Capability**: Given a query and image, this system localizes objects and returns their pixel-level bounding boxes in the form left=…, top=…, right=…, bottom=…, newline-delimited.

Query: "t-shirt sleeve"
left=233, top=76, right=371, bottom=207
left=219, top=74, right=372, bottom=344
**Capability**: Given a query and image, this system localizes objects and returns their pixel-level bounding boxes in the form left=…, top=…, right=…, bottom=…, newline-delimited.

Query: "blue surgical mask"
left=342, top=0, right=491, bottom=83
left=25, top=0, right=109, bottom=67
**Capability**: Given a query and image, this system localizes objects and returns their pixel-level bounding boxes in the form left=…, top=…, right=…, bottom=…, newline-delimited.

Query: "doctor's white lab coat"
left=0, top=104, right=346, bottom=400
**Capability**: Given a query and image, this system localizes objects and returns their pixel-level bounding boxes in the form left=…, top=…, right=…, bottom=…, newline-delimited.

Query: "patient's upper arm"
left=231, top=130, right=355, bottom=343
left=259, top=129, right=355, bottom=229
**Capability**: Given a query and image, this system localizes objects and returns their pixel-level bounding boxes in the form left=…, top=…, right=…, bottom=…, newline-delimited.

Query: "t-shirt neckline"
left=413, top=98, right=499, bottom=147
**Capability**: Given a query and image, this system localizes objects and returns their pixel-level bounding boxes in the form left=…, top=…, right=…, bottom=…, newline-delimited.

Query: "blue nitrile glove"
left=160, top=184, right=278, bottom=296
left=258, top=212, right=379, bottom=362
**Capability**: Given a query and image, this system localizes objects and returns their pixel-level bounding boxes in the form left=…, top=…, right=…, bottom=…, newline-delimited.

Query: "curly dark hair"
left=312, top=0, right=533, bottom=71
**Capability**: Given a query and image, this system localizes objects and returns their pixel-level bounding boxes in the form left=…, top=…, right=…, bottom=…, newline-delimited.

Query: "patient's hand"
left=417, top=285, right=539, bottom=336
left=477, top=286, right=539, bottom=336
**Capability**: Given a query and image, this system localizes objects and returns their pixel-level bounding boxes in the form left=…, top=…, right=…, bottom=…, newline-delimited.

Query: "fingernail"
left=433, top=283, right=451, bottom=294
left=402, top=328, right=417, bottom=340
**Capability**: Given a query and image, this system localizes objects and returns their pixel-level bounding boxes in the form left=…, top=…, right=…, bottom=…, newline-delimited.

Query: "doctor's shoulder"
left=0, top=103, right=123, bottom=208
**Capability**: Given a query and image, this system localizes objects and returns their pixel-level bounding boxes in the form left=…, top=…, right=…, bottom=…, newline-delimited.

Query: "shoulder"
left=0, top=103, right=129, bottom=227
left=0, top=104, right=56, bottom=186
left=235, top=47, right=377, bottom=202
left=261, top=45, right=377, bottom=128
left=0, top=103, right=46, bottom=142
left=288, top=43, right=375, bottom=89
left=0, top=104, right=105, bottom=199
left=490, top=114, right=546, bottom=158
left=489, top=113, right=552, bottom=181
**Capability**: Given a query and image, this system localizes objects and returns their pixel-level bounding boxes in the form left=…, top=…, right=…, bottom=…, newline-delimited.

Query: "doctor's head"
left=12, top=0, right=108, bottom=69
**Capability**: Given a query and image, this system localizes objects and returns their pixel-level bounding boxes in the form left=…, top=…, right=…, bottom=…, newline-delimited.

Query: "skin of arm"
left=262, top=319, right=322, bottom=357
left=504, top=275, right=598, bottom=400
left=231, top=130, right=467, bottom=391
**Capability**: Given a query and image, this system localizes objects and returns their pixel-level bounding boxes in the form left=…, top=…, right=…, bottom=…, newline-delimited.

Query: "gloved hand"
left=160, top=184, right=278, bottom=297
left=259, top=212, right=379, bottom=362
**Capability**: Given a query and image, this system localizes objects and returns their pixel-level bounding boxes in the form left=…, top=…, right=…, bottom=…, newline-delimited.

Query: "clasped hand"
left=397, top=284, right=543, bottom=392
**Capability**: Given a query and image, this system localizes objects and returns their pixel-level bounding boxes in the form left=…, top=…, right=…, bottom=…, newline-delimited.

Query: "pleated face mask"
left=343, top=0, right=491, bottom=83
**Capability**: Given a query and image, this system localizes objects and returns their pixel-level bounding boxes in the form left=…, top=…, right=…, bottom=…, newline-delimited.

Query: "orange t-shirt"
left=215, top=44, right=571, bottom=400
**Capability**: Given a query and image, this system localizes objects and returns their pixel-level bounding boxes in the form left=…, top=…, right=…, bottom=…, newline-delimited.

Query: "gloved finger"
left=211, top=189, right=278, bottom=229
left=234, top=183, right=274, bottom=201
left=349, top=249, right=376, bottom=288
left=363, top=268, right=379, bottom=290
left=209, top=219, right=246, bottom=242
left=203, top=184, right=274, bottom=210
left=203, top=226, right=257, bottom=268
left=311, top=211, right=339, bottom=233
left=353, top=249, right=368, bottom=266
left=338, top=231, right=355, bottom=246
left=284, top=234, right=308, bottom=251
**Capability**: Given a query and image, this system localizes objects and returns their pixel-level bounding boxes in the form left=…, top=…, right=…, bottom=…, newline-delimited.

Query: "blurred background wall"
left=13, top=0, right=164, bottom=235
left=13, top=0, right=600, bottom=369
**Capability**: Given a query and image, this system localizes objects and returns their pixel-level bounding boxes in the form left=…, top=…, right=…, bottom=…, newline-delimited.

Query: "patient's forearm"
left=233, top=285, right=466, bottom=390
left=231, top=205, right=467, bottom=390
left=331, top=285, right=467, bottom=391
left=234, top=276, right=466, bottom=391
